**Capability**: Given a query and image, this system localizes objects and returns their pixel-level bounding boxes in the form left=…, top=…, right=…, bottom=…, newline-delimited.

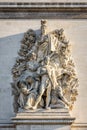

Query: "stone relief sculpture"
left=11, top=20, right=79, bottom=113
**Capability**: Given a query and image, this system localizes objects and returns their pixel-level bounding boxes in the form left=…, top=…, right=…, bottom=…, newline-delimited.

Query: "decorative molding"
left=0, top=2, right=87, bottom=12
left=1, top=122, right=87, bottom=128
left=0, top=12, right=87, bottom=19
left=72, top=123, right=87, bottom=128
left=12, top=119, right=75, bottom=125
left=0, top=123, right=15, bottom=128
left=12, top=109, right=75, bottom=125
left=0, top=2, right=87, bottom=19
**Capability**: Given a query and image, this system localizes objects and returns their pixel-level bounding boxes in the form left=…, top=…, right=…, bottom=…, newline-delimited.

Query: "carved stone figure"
left=11, top=20, right=79, bottom=113
left=32, top=57, right=52, bottom=110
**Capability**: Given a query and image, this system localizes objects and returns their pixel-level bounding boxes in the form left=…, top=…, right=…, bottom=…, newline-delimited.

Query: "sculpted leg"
left=57, top=86, right=69, bottom=106
left=32, top=88, right=45, bottom=110
left=46, top=82, right=51, bottom=109
left=24, top=94, right=35, bottom=109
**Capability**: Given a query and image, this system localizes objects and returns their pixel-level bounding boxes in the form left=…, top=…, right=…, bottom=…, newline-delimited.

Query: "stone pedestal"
left=12, top=108, right=75, bottom=130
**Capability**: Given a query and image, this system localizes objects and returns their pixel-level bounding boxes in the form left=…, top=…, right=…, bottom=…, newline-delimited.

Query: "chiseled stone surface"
left=16, top=125, right=70, bottom=130
left=0, top=20, right=87, bottom=130
left=11, top=20, right=78, bottom=113
left=12, top=108, right=74, bottom=130
left=12, top=108, right=74, bottom=120
left=17, top=125, right=30, bottom=130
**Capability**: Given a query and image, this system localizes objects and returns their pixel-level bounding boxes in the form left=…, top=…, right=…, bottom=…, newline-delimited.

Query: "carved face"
left=26, top=76, right=34, bottom=84
left=28, top=35, right=35, bottom=43
left=21, top=87, right=29, bottom=95
left=41, top=26, right=47, bottom=36
left=27, top=29, right=36, bottom=43
left=31, top=52, right=37, bottom=60
left=27, top=51, right=37, bottom=61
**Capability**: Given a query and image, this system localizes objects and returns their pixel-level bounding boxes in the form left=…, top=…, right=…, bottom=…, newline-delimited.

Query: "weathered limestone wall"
left=0, top=19, right=87, bottom=129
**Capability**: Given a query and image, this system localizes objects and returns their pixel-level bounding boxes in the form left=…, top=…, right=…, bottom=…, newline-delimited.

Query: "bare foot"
left=46, top=106, right=51, bottom=110
left=32, top=106, right=37, bottom=110
left=24, top=105, right=31, bottom=110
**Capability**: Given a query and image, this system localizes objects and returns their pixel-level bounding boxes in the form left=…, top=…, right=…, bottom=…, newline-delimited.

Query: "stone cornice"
left=0, top=2, right=87, bottom=12
left=0, top=2, right=87, bottom=19
left=12, top=119, right=75, bottom=125
left=72, top=123, right=87, bottom=128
